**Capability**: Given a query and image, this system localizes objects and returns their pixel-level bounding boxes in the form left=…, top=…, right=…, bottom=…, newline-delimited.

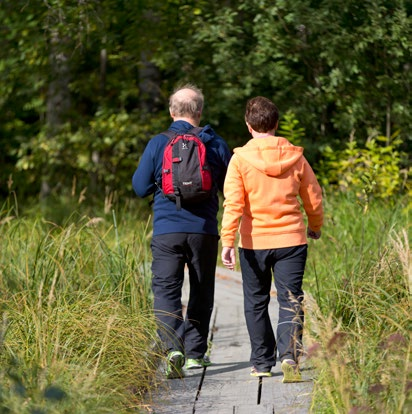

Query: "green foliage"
left=14, top=110, right=168, bottom=198
left=319, top=131, right=409, bottom=201
left=277, top=111, right=305, bottom=146
left=174, top=0, right=412, bottom=142
left=0, top=0, right=170, bottom=198
left=1, top=0, right=411, bottom=198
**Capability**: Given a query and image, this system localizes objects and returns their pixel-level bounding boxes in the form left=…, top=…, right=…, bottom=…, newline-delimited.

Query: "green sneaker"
left=250, top=366, right=272, bottom=377
left=281, top=359, right=302, bottom=383
left=185, top=355, right=212, bottom=370
left=165, top=351, right=185, bottom=379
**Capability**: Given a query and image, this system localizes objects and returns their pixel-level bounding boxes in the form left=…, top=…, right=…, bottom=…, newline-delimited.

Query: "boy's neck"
left=251, top=131, right=275, bottom=139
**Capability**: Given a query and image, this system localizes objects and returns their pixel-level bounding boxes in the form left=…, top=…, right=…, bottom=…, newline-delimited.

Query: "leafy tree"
left=0, top=0, right=410, bottom=201
left=1, top=0, right=169, bottom=200
left=184, top=0, right=411, bottom=143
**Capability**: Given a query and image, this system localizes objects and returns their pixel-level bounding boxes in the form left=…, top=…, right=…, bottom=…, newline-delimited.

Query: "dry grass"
left=0, top=211, right=160, bottom=413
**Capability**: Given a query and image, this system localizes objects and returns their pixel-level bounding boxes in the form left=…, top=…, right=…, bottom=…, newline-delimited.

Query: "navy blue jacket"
left=132, top=120, right=232, bottom=236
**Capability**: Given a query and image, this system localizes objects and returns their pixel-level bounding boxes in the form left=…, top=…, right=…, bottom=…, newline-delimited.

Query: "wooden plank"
left=194, top=403, right=275, bottom=414
left=148, top=371, right=199, bottom=413
left=194, top=269, right=262, bottom=411
left=234, top=404, right=275, bottom=414
left=259, top=364, right=313, bottom=414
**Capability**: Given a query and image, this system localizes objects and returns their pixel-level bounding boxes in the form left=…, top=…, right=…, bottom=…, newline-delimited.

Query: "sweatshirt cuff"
left=221, top=239, right=235, bottom=248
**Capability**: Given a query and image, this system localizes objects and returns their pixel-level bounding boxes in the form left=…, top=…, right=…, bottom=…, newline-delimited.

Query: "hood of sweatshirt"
left=233, top=136, right=303, bottom=177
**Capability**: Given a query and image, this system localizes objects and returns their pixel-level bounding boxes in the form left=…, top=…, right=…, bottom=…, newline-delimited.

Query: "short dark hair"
left=245, top=96, right=279, bottom=133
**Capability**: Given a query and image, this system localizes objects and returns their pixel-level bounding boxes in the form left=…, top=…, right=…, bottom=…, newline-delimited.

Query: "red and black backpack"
left=159, top=127, right=213, bottom=210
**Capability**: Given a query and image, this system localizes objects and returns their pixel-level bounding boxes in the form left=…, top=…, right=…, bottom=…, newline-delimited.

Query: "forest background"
left=0, top=0, right=410, bottom=204
left=0, top=1, right=411, bottom=413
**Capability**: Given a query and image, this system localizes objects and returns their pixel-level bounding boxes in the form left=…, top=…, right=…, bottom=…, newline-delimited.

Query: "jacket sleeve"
left=132, top=139, right=157, bottom=198
left=221, top=155, right=244, bottom=247
left=299, top=158, right=324, bottom=232
left=216, top=141, right=232, bottom=192
left=202, top=126, right=232, bottom=192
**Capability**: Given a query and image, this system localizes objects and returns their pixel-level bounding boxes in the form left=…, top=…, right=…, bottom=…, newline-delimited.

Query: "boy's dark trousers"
left=239, top=244, right=308, bottom=372
left=151, top=233, right=218, bottom=358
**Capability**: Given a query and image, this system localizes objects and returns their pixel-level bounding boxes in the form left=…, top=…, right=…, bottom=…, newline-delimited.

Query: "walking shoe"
left=185, top=355, right=212, bottom=369
left=281, top=359, right=302, bottom=383
left=165, top=351, right=185, bottom=379
left=250, top=366, right=272, bottom=377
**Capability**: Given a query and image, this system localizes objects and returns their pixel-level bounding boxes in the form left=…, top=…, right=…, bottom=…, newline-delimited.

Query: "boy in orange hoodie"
left=221, top=96, right=323, bottom=382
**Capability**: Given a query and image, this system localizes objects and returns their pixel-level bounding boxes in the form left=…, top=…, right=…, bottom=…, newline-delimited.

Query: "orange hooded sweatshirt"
left=221, top=136, right=323, bottom=249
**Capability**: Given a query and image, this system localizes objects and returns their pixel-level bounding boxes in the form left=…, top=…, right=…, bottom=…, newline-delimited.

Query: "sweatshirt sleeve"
left=299, top=158, right=324, bottom=232
left=221, top=155, right=245, bottom=247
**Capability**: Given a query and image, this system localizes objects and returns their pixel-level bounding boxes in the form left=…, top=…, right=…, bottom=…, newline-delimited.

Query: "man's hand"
left=221, top=246, right=236, bottom=270
left=307, top=227, right=321, bottom=240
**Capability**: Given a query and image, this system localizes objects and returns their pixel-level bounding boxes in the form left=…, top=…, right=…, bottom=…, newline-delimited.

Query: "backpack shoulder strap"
left=160, top=130, right=177, bottom=141
left=161, top=127, right=204, bottom=140
left=188, top=127, right=203, bottom=136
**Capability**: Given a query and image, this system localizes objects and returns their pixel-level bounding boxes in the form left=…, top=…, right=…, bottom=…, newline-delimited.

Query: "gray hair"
left=169, top=83, right=204, bottom=117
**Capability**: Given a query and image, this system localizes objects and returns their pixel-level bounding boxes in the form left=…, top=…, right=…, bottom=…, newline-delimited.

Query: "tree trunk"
left=41, top=28, right=71, bottom=199
left=386, top=101, right=391, bottom=140
left=47, top=29, right=71, bottom=132
left=139, top=51, right=162, bottom=113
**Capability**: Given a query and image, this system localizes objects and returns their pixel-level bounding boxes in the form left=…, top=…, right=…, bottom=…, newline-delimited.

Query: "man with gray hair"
left=132, top=84, right=231, bottom=379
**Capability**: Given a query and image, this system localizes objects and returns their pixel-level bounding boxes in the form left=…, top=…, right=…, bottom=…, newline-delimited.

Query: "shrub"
left=319, top=130, right=409, bottom=201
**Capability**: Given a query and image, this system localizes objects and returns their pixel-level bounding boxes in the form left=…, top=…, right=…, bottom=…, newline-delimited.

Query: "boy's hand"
left=221, top=246, right=236, bottom=270
left=307, top=228, right=321, bottom=240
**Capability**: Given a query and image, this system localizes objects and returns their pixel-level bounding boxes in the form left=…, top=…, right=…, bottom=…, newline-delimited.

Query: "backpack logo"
left=159, top=128, right=213, bottom=210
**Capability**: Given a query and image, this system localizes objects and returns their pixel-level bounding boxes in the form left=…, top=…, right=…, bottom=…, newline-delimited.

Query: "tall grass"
left=304, top=193, right=411, bottom=413
left=1, top=191, right=410, bottom=412
left=0, top=205, right=159, bottom=413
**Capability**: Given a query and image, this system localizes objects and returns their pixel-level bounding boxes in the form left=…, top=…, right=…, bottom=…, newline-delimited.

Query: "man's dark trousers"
left=151, top=233, right=218, bottom=358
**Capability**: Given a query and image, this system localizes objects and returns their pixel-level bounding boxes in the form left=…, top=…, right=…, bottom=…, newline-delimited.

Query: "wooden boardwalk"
left=146, top=267, right=313, bottom=414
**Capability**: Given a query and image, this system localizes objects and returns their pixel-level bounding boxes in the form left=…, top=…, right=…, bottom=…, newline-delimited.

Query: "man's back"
left=132, top=120, right=231, bottom=236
